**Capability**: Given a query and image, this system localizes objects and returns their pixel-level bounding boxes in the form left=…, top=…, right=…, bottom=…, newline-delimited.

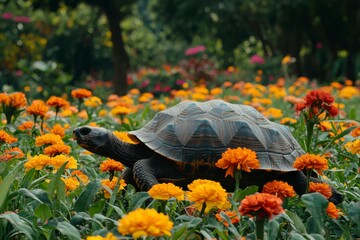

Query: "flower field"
left=0, top=75, right=359, bottom=240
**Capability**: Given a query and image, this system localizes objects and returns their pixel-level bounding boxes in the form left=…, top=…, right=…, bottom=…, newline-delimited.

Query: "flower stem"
left=255, top=216, right=265, bottom=240
left=305, top=169, right=311, bottom=194
left=199, top=202, right=206, bottom=218
left=305, top=121, right=314, bottom=153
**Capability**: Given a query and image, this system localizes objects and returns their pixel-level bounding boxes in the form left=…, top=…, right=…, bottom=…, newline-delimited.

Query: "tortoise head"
left=73, top=126, right=111, bottom=155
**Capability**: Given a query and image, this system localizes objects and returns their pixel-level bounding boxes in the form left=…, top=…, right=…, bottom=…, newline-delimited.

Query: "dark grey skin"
left=73, top=126, right=342, bottom=204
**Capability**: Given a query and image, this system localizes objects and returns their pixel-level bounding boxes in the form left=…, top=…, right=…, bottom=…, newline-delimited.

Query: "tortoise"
left=73, top=99, right=341, bottom=204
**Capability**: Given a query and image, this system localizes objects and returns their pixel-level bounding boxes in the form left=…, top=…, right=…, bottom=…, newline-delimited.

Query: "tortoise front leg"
left=132, top=157, right=185, bottom=191
left=120, top=168, right=139, bottom=190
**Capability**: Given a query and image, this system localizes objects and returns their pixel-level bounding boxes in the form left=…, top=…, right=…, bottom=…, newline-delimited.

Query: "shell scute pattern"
left=129, top=100, right=304, bottom=171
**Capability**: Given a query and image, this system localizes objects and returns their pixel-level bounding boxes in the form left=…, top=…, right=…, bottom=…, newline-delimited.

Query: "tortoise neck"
left=104, top=133, right=152, bottom=168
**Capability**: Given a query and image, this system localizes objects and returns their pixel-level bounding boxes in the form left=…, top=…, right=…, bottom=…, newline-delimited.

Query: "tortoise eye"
left=79, top=127, right=91, bottom=135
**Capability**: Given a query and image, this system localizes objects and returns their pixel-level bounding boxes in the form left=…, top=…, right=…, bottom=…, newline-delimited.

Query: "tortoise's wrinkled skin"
left=73, top=100, right=342, bottom=204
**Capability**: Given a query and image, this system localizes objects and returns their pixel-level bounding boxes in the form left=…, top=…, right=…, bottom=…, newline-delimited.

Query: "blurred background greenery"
left=1, top=0, right=359, bottom=97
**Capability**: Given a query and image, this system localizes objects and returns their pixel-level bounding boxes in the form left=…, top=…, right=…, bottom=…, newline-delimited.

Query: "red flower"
left=301, top=90, right=338, bottom=118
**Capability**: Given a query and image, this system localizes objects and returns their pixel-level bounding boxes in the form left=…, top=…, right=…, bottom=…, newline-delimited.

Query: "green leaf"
left=47, top=163, right=66, bottom=202
left=20, top=168, right=36, bottom=188
left=30, top=189, right=52, bottom=205
left=74, top=180, right=101, bottom=212
left=0, top=162, right=23, bottom=210
left=127, top=192, right=150, bottom=211
left=268, top=219, right=279, bottom=240
left=301, top=193, right=328, bottom=234
left=234, top=185, right=259, bottom=202
left=285, top=210, right=307, bottom=234
left=344, top=201, right=360, bottom=227
left=289, top=232, right=307, bottom=240
left=17, top=188, right=44, bottom=204
left=0, top=212, right=37, bottom=240
left=34, top=203, right=53, bottom=222
left=89, top=199, right=106, bottom=216
left=56, top=221, right=81, bottom=240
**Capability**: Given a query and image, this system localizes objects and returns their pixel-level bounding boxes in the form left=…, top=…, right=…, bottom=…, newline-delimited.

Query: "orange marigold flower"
left=9, top=92, right=27, bottom=109
left=351, top=127, right=360, bottom=137
left=35, top=133, right=63, bottom=146
left=215, top=147, right=260, bottom=178
left=113, top=131, right=140, bottom=144
left=0, top=93, right=10, bottom=105
left=0, top=147, right=25, bottom=162
left=118, top=208, right=173, bottom=239
left=326, top=202, right=341, bottom=219
left=51, top=124, right=66, bottom=138
left=18, top=121, right=35, bottom=131
left=46, top=96, right=70, bottom=110
left=26, top=100, right=49, bottom=117
left=239, top=193, right=283, bottom=220
left=71, top=88, right=92, bottom=99
left=101, top=177, right=127, bottom=199
left=309, top=182, right=332, bottom=199
left=148, top=183, right=184, bottom=201
left=293, top=153, right=328, bottom=175
left=262, top=180, right=296, bottom=199
left=215, top=211, right=240, bottom=227
left=187, top=179, right=229, bottom=213
left=100, top=158, right=125, bottom=172
left=111, top=106, right=132, bottom=116
left=0, top=130, right=17, bottom=144
left=44, top=144, right=71, bottom=157
left=71, top=170, right=89, bottom=184
left=62, top=176, right=80, bottom=192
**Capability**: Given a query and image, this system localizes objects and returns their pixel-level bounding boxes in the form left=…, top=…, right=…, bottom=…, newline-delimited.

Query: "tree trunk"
left=102, top=3, right=129, bottom=96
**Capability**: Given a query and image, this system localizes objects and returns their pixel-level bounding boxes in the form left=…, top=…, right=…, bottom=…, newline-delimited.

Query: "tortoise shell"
left=129, top=100, right=304, bottom=172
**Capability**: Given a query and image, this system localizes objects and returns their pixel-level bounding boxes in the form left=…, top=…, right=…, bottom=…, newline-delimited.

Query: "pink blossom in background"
left=2, top=12, right=13, bottom=20
left=14, top=16, right=32, bottom=23
left=162, top=86, right=171, bottom=92
left=15, top=70, right=23, bottom=77
left=141, top=79, right=150, bottom=88
left=249, top=54, right=265, bottom=65
left=176, top=79, right=185, bottom=85
left=185, top=45, right=206, bottom=56
left=316, top=42, right=323, bottom=49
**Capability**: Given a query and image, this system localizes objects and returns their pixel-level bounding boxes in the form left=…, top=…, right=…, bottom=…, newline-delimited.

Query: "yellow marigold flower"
left=280, top=117, right=297, bottom=125
left=26, top=99, right=49, bottom=117
left=262, top=107, right=283, bottom=119
left=84, top=96, right=103, bottom=108
left=71, top=170, right=89, bottom=184
left=338, top=86, right=359, bottom=99
left=344, top=139, right=360, bottom=154
left=0, top=130, right=17, bottom=144
left=24, top=154, right=51, bottom=171
left=98, top=109, right=107, bottom=117
left=293, top=153, right=328, bottom=175
left=215, top=147, right=260, bottom=178
left=309, top=182, right=332, bottom=199
left=210, top=87, right=223, bottom=95
left=191, top=93, right=207, bottom=101
left=46, top=96, right=70, bottom=110
left=51, top=124, right=66, bottom=138
left=318, top=121, right=333, bottom=131
left=18, top=121, right=35, bottom=131
left=86, top=232, right=117, bottom=240
left=0, top=147, right=25, bottom=162
left=35, top=133, right=63, bottom=146
left=239, top=193, right=284, bottom=220
left=62, top=176, right=80, bottom=191
left=150, top=103, right=167, bottom=112
left=187, top=179, right=228, bottom=213
left=118, top=208, right=173, bottom=239
left=100, top=158, right=125, bottom=172
left=113, top=131, right=140, bottom=144
left=262, top=180, right=296, bottom=199
left=101, top=177, right=127, bottom=199
left=111, top=106, right=132, bottom=116
left=50, top=154, right=77, bottom=170
left=44, top=144, right=71, bottom=157
left=148, top=183, right=184, bottom=201
left=128, top=88, right=140, bottom=96
left=71, top=88, right=92, bottom=99
left=326, top=202, right=341, bottom=219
